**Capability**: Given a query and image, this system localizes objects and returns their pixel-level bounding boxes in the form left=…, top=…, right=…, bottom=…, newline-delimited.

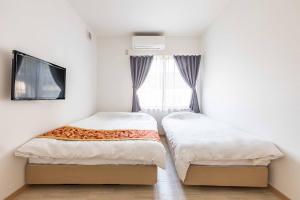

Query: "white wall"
left=0, top=0, right=98, bottom=198
left=97, top=36, right=202, bottom=112
left=200, top=0, right=300, bottom=199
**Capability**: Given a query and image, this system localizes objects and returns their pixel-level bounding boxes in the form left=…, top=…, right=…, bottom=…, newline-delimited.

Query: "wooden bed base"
left=183, top=165, right=268, bottom=187
left=26, top=164, right=157, bottom=185
left=163, top=136, right=268, bottom=187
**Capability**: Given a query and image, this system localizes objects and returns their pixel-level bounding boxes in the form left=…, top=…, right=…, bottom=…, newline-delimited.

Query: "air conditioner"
left=132, top=36, right=165, bottom=50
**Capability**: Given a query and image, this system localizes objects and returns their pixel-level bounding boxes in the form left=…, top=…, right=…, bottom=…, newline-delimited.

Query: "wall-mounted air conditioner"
left=132, top=36, right=165, bottom=50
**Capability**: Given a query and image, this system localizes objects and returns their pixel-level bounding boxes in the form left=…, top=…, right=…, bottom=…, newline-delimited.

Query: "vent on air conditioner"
left=132, top=36, right=165, bottom=50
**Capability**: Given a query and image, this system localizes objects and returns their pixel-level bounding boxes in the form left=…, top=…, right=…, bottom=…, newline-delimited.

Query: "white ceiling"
left=68, top=0, right=232, bottom=36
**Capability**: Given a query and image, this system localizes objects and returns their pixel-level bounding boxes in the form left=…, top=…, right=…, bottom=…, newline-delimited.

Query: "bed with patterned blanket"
left=15, top=112, right=165, bottom=185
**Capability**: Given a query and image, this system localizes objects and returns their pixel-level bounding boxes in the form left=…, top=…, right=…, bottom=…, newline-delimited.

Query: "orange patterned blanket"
left=37, top=126, right=160, bottom=142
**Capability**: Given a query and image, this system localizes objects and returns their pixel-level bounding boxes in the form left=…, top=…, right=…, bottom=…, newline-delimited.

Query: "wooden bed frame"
left=183, top=165, right=268, bottom=187
left=164, top=136, right=268, bottom=187
left=26, top=164, right=157, bottom=185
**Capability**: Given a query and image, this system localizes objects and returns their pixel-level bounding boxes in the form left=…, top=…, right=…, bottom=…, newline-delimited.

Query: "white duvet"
left=15, top=112, right=165, bottom=168
left=162, top=112, right=283, bottom=181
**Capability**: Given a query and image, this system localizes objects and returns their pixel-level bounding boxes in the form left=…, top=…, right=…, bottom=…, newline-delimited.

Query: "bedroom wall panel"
left=200, top=0, right=300, bottom=199
left=97, top=36, right=202, bottom=112
left=0, top=0, right=98, bottom=199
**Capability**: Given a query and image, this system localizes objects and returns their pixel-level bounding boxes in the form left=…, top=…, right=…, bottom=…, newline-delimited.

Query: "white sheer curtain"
left=138, top=55, right=191, bottom=112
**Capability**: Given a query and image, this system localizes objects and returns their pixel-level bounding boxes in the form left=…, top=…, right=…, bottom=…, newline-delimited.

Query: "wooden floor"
left=13, top=139, right=280, bottom=200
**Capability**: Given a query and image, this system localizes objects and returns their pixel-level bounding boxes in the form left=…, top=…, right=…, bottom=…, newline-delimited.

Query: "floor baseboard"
left=268, top=184, right=290, bottom=200
left=4, top=185, right=28, bottom=200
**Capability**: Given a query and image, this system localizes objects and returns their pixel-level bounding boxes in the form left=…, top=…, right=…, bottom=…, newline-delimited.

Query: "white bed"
left=16, top=112, right=166, bottom=185
left=162, top=112, right=283, bottom=186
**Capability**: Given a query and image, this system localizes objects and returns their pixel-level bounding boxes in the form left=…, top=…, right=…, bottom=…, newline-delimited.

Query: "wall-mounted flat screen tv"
left=11, top=50, right=66, bottom=100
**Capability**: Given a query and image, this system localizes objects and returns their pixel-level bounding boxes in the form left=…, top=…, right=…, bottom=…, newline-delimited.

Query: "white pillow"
left=166, top=111, right=202, bottom=120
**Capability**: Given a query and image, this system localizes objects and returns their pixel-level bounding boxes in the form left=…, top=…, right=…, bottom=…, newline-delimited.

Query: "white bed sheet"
left=162, top=112, right=283, bottom=181
left=16, top=112, right=165, bottom=168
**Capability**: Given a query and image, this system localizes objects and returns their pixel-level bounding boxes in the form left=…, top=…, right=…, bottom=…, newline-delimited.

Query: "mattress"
left=192, top=159, right=270, bottom=166
left=16, top=112, right=165, bottom=168
left=28, top=157, right=154, bottom=165
left=162, top=112, right=283, bottom=181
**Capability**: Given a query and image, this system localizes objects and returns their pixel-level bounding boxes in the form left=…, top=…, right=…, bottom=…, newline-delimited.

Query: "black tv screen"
left=11, top=50, right=66, bottom=100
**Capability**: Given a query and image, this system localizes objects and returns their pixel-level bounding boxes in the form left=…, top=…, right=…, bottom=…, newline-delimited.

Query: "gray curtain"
left=174, top=55, right=201, bottom=113
left=130, top=56, right=153, bottom=112
left=50, top=66, right=65, bottom=98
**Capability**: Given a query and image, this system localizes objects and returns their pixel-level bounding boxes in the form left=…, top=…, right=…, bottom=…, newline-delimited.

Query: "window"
left=138, top=55, right=191, bottom=111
